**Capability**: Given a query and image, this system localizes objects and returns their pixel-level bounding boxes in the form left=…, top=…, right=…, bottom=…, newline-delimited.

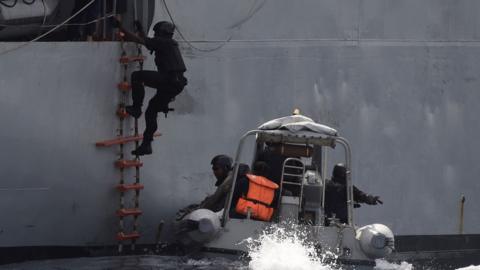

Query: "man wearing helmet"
left=115, top=20, right=187, bottom=156
left=175, top=155, right=250, bottom=220
left=324, top=163, right=383, bottom=225
left=199, top=155, right=250, bottom=212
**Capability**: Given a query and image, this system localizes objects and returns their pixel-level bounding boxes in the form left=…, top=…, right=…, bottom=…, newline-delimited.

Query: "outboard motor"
left=175, top=209, right=221, bottom=246
left=356, top=224, right=394, bottom=259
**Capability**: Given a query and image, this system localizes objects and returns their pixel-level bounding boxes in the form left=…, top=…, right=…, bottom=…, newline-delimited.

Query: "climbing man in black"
left=114, top=20, right=187, bottom=156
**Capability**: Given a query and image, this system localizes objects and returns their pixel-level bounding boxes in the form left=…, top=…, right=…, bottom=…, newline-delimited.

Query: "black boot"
left=132, top=141, right=152, bottom=156
left=125, top=105, right=142, bottom=119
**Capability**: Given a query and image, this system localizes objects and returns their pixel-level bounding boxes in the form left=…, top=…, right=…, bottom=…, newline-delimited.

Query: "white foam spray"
left=374, top=259, right=413, bottom=270
left=244, top=222, right=337, bottom=270
left=456, top=266, right=480, bottom=270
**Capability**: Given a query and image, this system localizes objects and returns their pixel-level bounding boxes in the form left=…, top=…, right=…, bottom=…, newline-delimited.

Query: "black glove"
left=111, top=18, right=121, bottom=28
left=134, top=20, right=144, bottom=33
left=368, top=196, right=383, bottom=205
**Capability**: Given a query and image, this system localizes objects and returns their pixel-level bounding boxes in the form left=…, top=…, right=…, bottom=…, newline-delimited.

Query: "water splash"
left=456, top=266, right=480, bottom=270
left=243, top=222, right=337, bottom=270
left=375, top=259, right=413, bottom=270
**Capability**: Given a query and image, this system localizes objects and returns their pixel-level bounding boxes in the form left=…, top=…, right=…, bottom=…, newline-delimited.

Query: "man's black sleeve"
left=144, top=37, right=163, bottom=52
left=353, top=185, right=381, bottom=205
left=353, top=186, right=371, bottom=203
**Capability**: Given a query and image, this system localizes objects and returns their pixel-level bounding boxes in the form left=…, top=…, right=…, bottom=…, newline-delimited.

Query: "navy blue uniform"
left=324, top=181, right=377, bottom=224
left=131, top=36, right=187, bottom=142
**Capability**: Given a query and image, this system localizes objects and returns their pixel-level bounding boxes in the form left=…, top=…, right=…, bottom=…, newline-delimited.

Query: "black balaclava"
left=332, top=163, right=347, bottom=184
left=152, top=21, right=175, bottom=38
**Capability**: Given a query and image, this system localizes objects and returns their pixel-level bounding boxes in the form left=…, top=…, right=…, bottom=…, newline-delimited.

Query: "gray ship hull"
left=1, top=0, right=480, bottom=260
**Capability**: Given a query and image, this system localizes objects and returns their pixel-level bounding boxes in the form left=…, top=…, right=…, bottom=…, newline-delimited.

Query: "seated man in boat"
left=176, top=155, right=249, bottom=219
left=114, top=19, right=187, bottom=156
left=230, top=161, right=279, bottom=221
left=198, top=155, right=249, bottom=212
left=324, top=163, right=383, bottom=225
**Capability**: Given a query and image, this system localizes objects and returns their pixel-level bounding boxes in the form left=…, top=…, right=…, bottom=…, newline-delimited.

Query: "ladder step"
left=96, top=133, right=161, bottom=147
left=117, top=231, right=140, bottom=241
left=116, top=183, right=144, bottom=192
left=115, top=159, right=143, bottom=169
left=119, top=55, right=145, bottom=64
left=282, top=181, right=302, bottom=186
left=284, top=165, right=304, bottom=169
left=116, top=208, right=142, bottom=217
left=283, top=173, right=303, bottom=177
left=117, top=81, right=131, bottom=92
left=116, top=106, right=129, bottom=119
left=116, top=31, right=125, bottom=40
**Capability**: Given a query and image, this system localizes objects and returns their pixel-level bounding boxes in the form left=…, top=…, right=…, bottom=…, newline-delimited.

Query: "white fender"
left=356, top=223, right=395, bottom=259
left=177, top=208, right=221, bottom=245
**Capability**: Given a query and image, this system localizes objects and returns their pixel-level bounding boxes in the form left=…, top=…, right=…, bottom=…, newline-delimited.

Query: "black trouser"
left=131, top=70, right=185, bottom=142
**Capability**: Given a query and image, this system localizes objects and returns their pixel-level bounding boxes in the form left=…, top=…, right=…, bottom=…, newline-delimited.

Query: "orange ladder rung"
left=95, top=133, right=161, bottom=147
left=116, top=208, right=142, bottom=217
left=116, top=183, right=144, bottom=192
left=117, top=81, right=131, bottom=92
left=117, top=231, right=140, bottom=241
left=115, top=159, right=143, bottom=169
left=119, top=55, right=145, bottom=64
left=116, top=106, right=129, bottom=119
left=116, top=31, right=126, bottom=40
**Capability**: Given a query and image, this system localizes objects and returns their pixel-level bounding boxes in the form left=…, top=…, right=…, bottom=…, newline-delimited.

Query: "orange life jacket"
left=235, top=174, right=279, bottom=221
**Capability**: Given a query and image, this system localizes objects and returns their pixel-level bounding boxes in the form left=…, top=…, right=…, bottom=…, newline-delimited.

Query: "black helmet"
left=153, top=21, right=175, bottom=36
left=332, top=163, right=347, bottom=183
left=211, top=155, right=233, bottom=171
left=253, top=161, right=270, bottom=177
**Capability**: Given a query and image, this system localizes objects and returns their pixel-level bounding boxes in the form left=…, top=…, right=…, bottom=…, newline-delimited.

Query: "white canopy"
left=258, top=115, right=338, bottom=136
